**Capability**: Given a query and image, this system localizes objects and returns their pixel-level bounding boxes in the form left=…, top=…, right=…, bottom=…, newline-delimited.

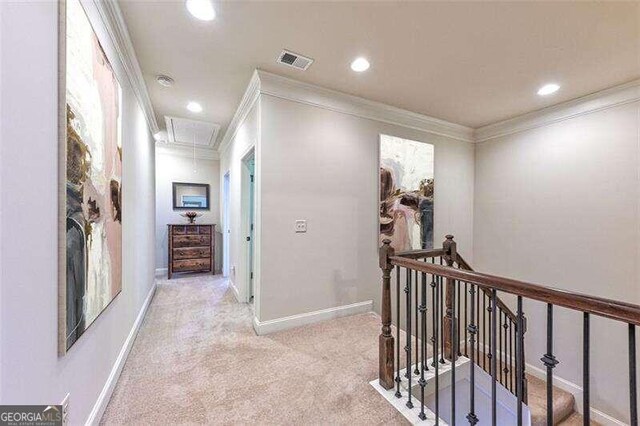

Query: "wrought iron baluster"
left=503, top=313, right=509, bottom=390
left=464, top=282, right=468, bottom=357
left=477, top=286, right=481, bottom=371
left=541, top=304, right=558, bottom=426
left=491, top=289, right=497, bottom=426
left=434, top=274, right=440, bottom=425
left=405, top=269, right=413, bottom=408
left=509, top=320, right=514, bottom=393
left=499, top=311, right=503, bottom=385
left=487, top=293, right=494, bottom=379
left=583, top=313, right=590, bottom=425
left=431, top=270, right=437, bottom=368
left=629, top=324, right=637, bottom=426
left=457, top=280, right=461, bottom=356
left=451, top=279, right=457, bottom=426
left=440, top=274, right=445, bottom=364
left=483, top=293, right=487, bottom=370
left=415, top=270, right=420, bottom=375
left=395, top=266, right=402, bottom=398
left=466, top=284, right=478, bottom=425
left=422, top=271, right=429, bottom=372
left=516, top=296, right=524, bottom=426
left=418, top=271, right=427, bottom=420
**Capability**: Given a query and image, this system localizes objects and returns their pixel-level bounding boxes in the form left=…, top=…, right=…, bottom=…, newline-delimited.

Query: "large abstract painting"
left=58, top=0, right=122, bottom=354
left=379, top=135, right=434, bottom=252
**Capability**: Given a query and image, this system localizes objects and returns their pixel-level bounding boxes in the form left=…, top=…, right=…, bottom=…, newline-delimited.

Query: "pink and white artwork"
left=379, top=135, right=434, bottom=252
left=60, top=0, right=122, bottom=353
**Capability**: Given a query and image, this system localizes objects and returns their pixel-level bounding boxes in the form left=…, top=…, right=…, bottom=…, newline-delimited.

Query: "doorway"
left=222, top=171, right=230, bottom=277
left=241, top=149, right=255, bottom=304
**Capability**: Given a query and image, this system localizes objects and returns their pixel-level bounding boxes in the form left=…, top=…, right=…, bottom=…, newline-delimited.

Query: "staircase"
left=526, top=374, right=579, bottom=425
left=375, top=235, right=637, bottom=425
left=474, top=348, right=579, bottom=424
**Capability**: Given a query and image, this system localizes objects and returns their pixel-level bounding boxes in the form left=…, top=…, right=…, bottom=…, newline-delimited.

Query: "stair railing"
left=379, top=235, right=640, bottom=425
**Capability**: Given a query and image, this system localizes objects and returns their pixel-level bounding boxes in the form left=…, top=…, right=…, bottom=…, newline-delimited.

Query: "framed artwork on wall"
left=379, top=134, right=434, bottom=252
left=172, top=182, right=211, bottom=210
left=58, top=0, right=123, bottom=355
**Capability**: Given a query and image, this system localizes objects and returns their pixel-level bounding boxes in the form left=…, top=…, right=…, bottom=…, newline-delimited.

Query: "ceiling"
left=120, top=1, right=639, bottom=145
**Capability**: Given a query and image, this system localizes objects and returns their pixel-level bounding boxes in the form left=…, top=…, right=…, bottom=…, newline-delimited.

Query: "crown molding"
left=216, top=69, right=474, bottom=154
left=256, top=70, right=474, bottom=143
left=156, top=144, right=219, bottom=161
left=217, top=72, right=640, bottom=150
left=93, top=0, right=159, bottom=134
left=474, top=79, right=640, bottom=143
left=217, top=71, right=261, bottom=154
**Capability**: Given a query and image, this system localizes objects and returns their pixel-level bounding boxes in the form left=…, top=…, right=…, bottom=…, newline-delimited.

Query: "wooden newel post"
left=379, top=239, right=395, bottom=390
left=443, top=234, right=458, bottom=361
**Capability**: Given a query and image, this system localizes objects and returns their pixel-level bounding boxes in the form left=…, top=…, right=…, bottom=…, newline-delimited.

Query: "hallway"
left=101, top=275, right=405, bottom=424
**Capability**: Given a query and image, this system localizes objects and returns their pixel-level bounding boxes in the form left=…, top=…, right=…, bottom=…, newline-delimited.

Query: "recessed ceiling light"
left=537, top=83, right=560, bottom=96
left=186, top=0, right=216, bottom=21
left=350, top=57, right=370, bottom=72
left=156, top=75, right=174, bottom=87
left=187, top=101, right=203, bottom=113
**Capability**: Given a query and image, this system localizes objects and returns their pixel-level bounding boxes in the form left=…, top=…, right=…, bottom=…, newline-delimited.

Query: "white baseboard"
left=252, top=300, right=373, bottom=335
left=84, top=282, right=157, bottom=426
left=524, top=362, right=625, bottom=426
left=154, top=267, right=166, bottom=278
left=229, top=280, right=241, bottom=303
left=476, top=342, right=625, bottom=425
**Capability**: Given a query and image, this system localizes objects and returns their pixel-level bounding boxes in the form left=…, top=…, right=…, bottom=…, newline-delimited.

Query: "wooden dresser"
left=168, top=224, right=215, bottom=279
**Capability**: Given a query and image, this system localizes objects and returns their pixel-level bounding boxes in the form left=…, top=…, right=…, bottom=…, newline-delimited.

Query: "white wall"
left=258, top=94, right=475, bottom=322
left=0, top=2, right=156, bottom=424
left=219, top=99, right=260, bottom=304
left=474, top=100, right=640, bottom=422
left=155, top=152, right=221, bottom=273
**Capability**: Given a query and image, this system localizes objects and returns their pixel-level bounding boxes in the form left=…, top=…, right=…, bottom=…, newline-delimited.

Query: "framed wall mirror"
left=173, top=182, right=210, bottom=210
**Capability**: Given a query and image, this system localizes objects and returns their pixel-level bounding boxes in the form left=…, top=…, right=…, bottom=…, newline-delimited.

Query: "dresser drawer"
left=172, top=225, right=187, bottom=234
left=198, top=226, right=211, bottom=235
left=172, top=235, right=210, bottom=248
left=172, top=258, right=211, bottom=272
left=173, top=246, right=211, bottom=260
left=185, top=226, right=199, bottom=234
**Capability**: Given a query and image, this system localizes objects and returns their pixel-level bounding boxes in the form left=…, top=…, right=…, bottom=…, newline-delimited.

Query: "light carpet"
left=101, top=275, right=407, bottom=425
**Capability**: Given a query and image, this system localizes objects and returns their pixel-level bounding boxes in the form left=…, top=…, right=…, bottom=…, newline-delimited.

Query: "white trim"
left=240, top=146, right=256, bottom=306
left=217, top=71, right=261, bottom=153
left=216, top=70, right=474, bottom=153
left=165, top=116, right=220, bottom=149
left=92, top=0, right=159, bottom=134
left=474, top=79, right=640, bottom=142
left=479, top=342, right=625, bottom=425
left=85, top=282, right=157, bottom=426
left=155, top=144, right=219, bottom=160
left=258, top=70, right=474, bottom=143
left=154, top=268, right=167, bottom=278
left=229, top=279, right=241, bottom=304
left=252, top=300, right=373, bottom=335
left=524, top=362, right=625, bottom=426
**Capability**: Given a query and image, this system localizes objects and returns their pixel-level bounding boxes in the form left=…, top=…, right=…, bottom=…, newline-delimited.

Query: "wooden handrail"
left=389, top=255, right=640, bottom=326
left=456, top=254, right=519, bottom=324
left=394, top=248, right=445, bottom=259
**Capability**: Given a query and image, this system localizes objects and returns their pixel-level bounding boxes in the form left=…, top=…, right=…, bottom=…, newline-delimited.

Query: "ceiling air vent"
left=277, top=49, right=314, bottom=71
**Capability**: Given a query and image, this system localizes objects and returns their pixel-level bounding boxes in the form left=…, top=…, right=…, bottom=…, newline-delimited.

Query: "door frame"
left=240, top=147, right=256, bottom=304
left=222, top=171, right=231, bottom=278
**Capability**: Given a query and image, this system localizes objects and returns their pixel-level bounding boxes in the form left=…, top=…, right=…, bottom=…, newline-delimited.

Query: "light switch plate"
left=295, top=220, right=307, bottom=233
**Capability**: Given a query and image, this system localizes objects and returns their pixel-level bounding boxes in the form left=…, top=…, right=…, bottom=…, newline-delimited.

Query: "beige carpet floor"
left=101, top=275, right=407, bottom=425
left=101, top=274, right=590, bottom=425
